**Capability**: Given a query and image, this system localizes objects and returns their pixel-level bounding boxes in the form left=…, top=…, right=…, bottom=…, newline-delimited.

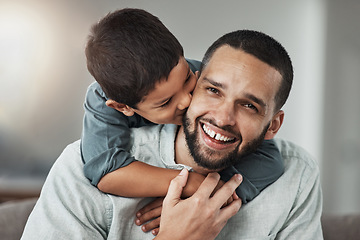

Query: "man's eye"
left=207, top=87, right=219, bottom=94
left=244, top=103, right=258, bottom=112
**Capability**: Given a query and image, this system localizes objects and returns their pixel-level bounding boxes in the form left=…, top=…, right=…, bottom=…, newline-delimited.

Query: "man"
left=22, top=30, right=323, bottom=239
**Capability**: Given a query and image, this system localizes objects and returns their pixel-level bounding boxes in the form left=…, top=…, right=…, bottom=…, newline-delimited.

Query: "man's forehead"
left=205, top=45, right=281, bottom=83
left=208, top=46, right=256, bottom=68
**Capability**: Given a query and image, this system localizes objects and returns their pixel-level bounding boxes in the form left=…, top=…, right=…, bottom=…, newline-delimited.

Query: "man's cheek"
left=188, top=101, right=206, bottom=116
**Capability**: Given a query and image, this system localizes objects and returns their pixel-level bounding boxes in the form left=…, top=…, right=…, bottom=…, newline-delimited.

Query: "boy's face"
left=132, top=57, right=197, bottom=125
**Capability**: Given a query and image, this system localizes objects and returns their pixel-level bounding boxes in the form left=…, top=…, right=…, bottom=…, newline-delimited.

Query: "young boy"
left=82, top=8, right=283, bottom=215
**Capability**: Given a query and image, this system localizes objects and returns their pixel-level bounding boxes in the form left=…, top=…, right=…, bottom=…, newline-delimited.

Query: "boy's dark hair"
left=201, top=30, right=293, bottom=112
left=85, top=8, right=184, bottom=108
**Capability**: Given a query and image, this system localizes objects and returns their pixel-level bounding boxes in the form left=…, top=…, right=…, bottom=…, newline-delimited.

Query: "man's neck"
left=175, top=126, right=212, bottom=175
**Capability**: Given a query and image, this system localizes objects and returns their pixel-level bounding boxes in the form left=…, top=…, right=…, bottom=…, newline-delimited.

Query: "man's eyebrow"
left=244, top=93, right=267, bottom=108
left=202, top=77, right=226, bottom=89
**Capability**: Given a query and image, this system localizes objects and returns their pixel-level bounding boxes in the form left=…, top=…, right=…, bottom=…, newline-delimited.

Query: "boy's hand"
left=135, top=197, right=164, bottom=235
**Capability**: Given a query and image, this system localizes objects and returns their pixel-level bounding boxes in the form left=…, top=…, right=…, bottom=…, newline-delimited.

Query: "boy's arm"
left=98, top=161, right=206, bottom=197
left=219, top=139, right=284, bottom=204
left=82, top=82, right=206, bottom=197
left=81, top=82, right=153, bottom=186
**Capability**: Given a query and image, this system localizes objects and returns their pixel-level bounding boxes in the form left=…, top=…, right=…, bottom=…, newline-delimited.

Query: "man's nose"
left=177, top=92, right=192, bottom=110
left=213, top=102, right=236, bottom=127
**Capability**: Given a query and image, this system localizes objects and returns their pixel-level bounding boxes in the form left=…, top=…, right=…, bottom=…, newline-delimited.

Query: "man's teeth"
left=202, top=124, right=235, bottom=142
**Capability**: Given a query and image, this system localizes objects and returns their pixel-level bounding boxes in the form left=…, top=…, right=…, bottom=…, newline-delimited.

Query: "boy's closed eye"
left=159, top=98, right=172, bottom=108
left=157, top=69, right=193, bottom=109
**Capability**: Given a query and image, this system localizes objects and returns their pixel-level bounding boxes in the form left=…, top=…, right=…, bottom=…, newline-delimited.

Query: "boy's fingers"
left=163, top=168, right=189, bottom=207
left=212, top=174, right=242, bottom=208
left=140, top=217, right=161, bottom=233
left=136, top=206, right=162, bottom=226
left=151, top=228, right=159, bottom=236
left=136, top=197, right=163, bottom=217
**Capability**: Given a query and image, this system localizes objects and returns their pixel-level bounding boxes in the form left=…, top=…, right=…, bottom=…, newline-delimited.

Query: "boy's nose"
left=177, top=92, right=192, bottom=110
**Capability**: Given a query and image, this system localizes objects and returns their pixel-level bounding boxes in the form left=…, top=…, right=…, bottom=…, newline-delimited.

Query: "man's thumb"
left=163, top=168, right=189, bottom=206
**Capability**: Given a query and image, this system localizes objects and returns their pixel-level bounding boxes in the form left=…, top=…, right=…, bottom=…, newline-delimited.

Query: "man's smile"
left=199, top=121, right=239, bottom=151
left=202, top=124, right=235, bottom=142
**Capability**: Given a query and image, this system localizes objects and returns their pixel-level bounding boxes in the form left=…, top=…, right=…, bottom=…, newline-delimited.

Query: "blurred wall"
left=0, top=0, right=358, bottom=214
left=321, top=0, right=360, bottom=215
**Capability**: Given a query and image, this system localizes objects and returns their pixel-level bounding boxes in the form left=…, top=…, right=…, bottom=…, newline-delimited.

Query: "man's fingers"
left=212, top=174, right=242, bottom=207
left=192, top=172, right=221, bottom=198
left=218, top=198, right=242, bottom=222
left=163, top=168, right=189, bottom=207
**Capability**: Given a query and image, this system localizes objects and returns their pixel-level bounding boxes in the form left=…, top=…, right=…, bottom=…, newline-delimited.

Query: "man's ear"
left=195, top=71, right=200, bottom=79
left=264, top=110, right=284, bottom=140
left=105, top=100, right=135, bottom=116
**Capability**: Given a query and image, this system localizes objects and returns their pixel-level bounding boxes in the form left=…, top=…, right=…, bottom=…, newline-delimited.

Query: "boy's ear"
left=105, top=100, right=135, bottom=116
left=264, top=110, right=284, bottom=140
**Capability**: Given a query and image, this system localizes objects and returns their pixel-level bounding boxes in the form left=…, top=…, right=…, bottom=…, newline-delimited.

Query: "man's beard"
left=183, top=115, right=269, bottom=171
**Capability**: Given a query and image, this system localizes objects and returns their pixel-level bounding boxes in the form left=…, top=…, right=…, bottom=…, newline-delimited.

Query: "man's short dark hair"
left=85, top=8, right=184, bottom=108
left=200, top=30, right=293, bottom=112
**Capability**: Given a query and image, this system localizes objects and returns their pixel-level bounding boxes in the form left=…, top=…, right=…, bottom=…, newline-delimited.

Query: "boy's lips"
left=199, top=121, right=239, bottom=150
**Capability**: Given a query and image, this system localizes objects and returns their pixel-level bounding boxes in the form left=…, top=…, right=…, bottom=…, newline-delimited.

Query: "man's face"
left=183, top=45, right=283, bottom=170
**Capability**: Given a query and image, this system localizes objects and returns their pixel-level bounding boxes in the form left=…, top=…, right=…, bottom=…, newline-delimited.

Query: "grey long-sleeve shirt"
left=22, top=125, right=323, bottom=239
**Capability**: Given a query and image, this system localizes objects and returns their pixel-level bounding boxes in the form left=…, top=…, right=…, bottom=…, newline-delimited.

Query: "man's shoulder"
left=131, top=124, right=176, bottom=142
left=274, top=139, right=317, bottom=164
left=43, top=139, right=111, bottom=207
left=22, top=140, right=113, bottom=238
left=50, top=140, right=86, bottom=180
left=130, top=124, right=178, bottom=167
left=274, top=138, right=320, bottom=185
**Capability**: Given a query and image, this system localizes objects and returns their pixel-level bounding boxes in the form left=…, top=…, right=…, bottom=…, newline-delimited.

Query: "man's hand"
left=135, top=180, right=234, bottom=235
left=135, top=173, right=234, bottom=236
left=154, top=169, right=243, bottom=240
